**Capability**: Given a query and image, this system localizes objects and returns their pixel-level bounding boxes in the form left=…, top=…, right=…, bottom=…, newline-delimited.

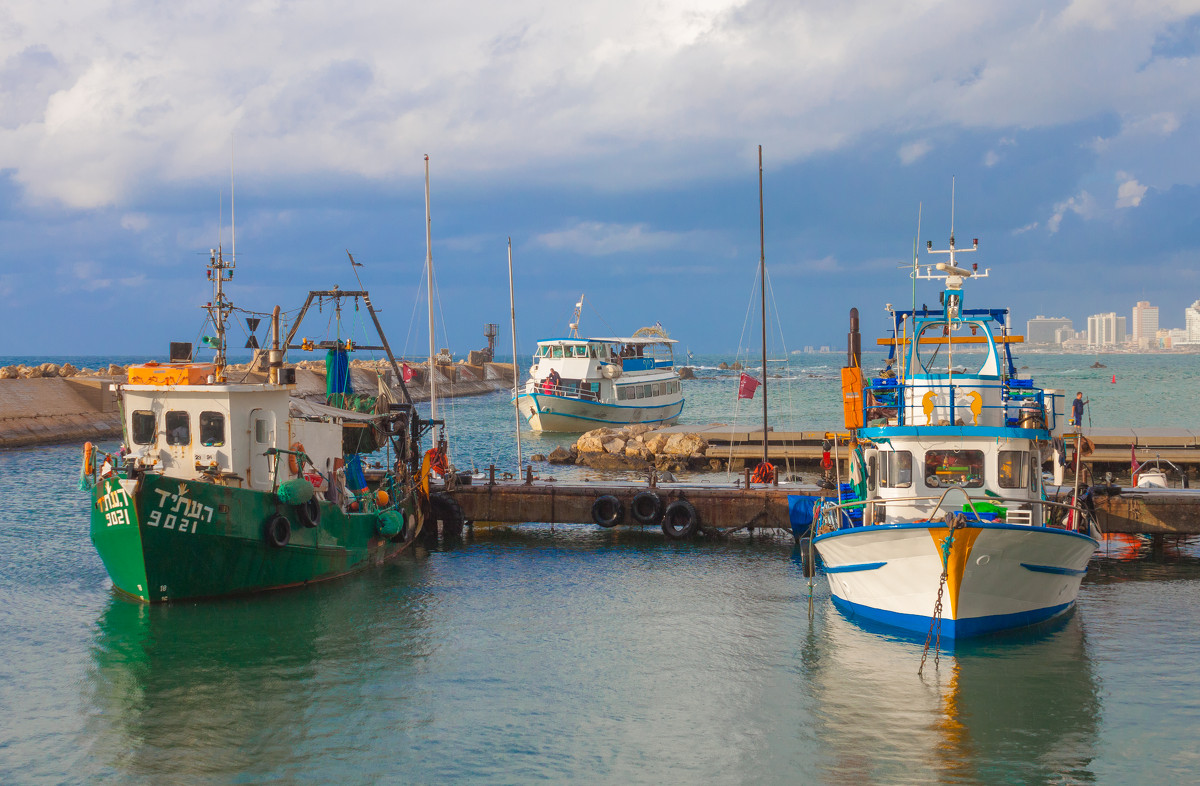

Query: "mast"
left=758, top=145, right=768, bottom=467
left=425, top=154, right=437, bottom=422
left=508, top=238, right=523, bottom=474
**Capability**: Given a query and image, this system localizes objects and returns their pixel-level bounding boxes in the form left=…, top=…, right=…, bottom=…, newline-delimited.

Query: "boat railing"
left=814, top=491, right=1098, bottom=537
left=535, top=381, right=602, bottom=402
left=864, top=378, right=1063, bottom=430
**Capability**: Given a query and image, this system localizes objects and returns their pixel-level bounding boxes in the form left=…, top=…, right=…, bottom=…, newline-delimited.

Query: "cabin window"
left=867, top=454, right=877, bottom=491
left=131, top=411, right=155, bottom=445
left=255, top=418, right=272, bottom=444
left=552, top=346, right=563, bottom=358
left=165, top=411, right=190, bottom=445
left=199, top=411, right=226, bottom=447
left=924, top=449, right=984, bottom=488
left=643, top=384, right=652, bottom=398
left=998, top=451, right=1028, bottom=489
left=617, top=387, right=626, bottom=401
left=879, top=451, right=913, bottom=488
left=653, top=383, right=663, bottom=396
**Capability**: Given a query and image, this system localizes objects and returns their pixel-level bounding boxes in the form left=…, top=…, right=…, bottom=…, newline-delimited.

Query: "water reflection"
left=83, top=561, right=434, bottom=782
left=800, top=584, right=1101, bottom=783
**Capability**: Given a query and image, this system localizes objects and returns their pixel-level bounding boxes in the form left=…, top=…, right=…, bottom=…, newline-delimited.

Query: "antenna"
left=230, top=137, right=236, bottom=266
left=569, top=294, right=584, bottom=338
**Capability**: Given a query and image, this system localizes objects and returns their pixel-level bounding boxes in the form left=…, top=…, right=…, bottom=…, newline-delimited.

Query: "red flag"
left=738, top=373, right=760, bottom=399
left=401, top=362, right=414, bottom=383
left=1131, top=444, right=1140, bottom=485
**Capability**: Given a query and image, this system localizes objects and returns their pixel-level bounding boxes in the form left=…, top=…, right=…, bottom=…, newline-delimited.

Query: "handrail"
left=817, top=491, right=1096, bottom=535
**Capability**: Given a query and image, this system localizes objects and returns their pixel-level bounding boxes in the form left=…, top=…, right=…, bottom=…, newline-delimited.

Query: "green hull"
left=90, top=474, right=408, bottom=603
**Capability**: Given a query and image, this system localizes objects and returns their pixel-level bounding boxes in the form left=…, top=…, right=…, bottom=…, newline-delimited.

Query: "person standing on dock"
left=1071, top=391, right=1087, bottom=427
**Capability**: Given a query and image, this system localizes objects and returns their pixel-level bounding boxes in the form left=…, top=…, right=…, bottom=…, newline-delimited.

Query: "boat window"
left=255, top=418, right=271, bottom=444
left=652, top=383, right=662, bottom=396
left=867, top=453, right=877, bottom=491
left=924, top=449, right=984, bottom=488
left=552, top=346, right=563, bottom=358
left=998, top=451, right=1028, bottom=489
left=131, top=411, right=155, bottom=445
left=912, top=320, right=995, bottom=376
left=880, top=451, right=913, bottom=488
left=199, top=412, right=226, bottom=447
left=165, top=411, right=190, bottom=446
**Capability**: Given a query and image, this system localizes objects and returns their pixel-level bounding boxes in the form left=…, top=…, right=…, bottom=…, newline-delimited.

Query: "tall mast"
left=508, top=238, right=523, bottom=474
left=425, top=154, right=437, bottom=421
left=758, top=145, right=768, bottom=467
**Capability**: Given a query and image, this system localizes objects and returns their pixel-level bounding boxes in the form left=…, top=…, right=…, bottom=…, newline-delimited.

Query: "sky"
left=3, top=0, right=1200, bottom=359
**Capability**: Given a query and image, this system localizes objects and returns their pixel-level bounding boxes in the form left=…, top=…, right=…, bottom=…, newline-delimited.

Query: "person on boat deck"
left=542, top=368, right=561, bottom=394
left=1071, top=392, right=1087, bottom=427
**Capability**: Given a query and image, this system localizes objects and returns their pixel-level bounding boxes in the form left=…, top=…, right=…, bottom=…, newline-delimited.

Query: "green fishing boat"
left=83, top=246, right=454, bottom=603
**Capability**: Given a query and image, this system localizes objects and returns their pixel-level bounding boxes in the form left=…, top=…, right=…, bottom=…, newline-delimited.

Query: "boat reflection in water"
left=800, top=588, right=1100, bottom=783
left=83, top=562, right=431, bottom=782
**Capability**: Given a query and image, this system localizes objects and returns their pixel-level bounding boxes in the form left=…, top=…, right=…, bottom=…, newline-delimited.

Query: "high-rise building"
left=1087, top=313, right=1127, bottom=347
left=1131, top=301, right=1159, bottom=348
left=1185, top=300, right=1200, bottom=343
left=1025, top=316, right=1073, bottom=345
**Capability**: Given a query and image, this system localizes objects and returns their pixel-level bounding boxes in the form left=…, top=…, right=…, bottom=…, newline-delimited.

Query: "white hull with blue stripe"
left=515, top=389, right=684, bottom=432
left=816, top=522, right=1097, bottom=638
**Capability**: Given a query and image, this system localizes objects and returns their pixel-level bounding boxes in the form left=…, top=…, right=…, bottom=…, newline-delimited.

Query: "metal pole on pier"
left=758, top=145, right=768, bottom=467
left=508, top=238, right=523, bottom=474
left=425, top=155, right=437, bottom=422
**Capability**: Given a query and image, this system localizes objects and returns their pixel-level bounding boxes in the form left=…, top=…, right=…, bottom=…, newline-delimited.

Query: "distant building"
left=1026, top=316, right=1073, bottom=345
left=1184, top=300, right=1200, bottom=343
left=1087, top=313, right=1126, bottom=347
left=1131, top=301, right=1159, bottom=349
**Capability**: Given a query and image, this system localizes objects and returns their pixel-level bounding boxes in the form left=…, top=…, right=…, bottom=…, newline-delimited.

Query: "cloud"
left=534, top=221, right=693, bottom=255
left=1115, top=170, right=1148, bottom=207
left=1012, top=221, right=1039, bottom=234
left=898, top=139, right=932, bottom=165
left=121, top=213, right=149, bottom=232
left=1047, top=190, right=1096, bottom=233
left=2, top=2, right=1200, bottom=208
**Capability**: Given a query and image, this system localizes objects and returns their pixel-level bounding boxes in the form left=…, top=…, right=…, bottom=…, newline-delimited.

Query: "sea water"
left=1, top=354, right=1199, bottom=784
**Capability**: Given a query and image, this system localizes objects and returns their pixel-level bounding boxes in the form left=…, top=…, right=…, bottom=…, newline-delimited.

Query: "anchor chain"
left=919, top=514, right=962, bottom=676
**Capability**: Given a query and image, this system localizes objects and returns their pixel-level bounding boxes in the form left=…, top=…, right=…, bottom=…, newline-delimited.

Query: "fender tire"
left=297, top=497, right=321, bottom=528
left=629, top=491, right=664, bottom=525
left=661, top=499, right=699, bottom=540
left=430, top=492, right=467, bottom=541
left=265, top=514, right=291, bottom=548
left=591, top=495, right=623, bottom=528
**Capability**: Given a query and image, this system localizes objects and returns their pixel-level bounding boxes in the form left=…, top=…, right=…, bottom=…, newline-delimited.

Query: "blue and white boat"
left=813, top=233, right=1100, bottom=639
left=514, top=300, right=684, bottom=433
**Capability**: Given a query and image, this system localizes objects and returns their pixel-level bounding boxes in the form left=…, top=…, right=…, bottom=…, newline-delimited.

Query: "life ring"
left=661, top=499, right=699, bottom=539
left=264, top=514, right=291, bottom=548
left=297, top=497, right=321, bottom=528
left=630, top=491, right=664, bottom=525
left=751, top=462, right=776, bottom=485
left=288, top=442, right=306, bottom=475
left=82, top=442, right=95, bottom=477
left=430, top=492, right=467, bottom=540
left=591, top=495, right=624, bottom=528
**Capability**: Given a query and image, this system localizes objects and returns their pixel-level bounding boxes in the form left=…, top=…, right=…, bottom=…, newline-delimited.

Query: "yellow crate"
left=126, top=363, right=216, bottom=385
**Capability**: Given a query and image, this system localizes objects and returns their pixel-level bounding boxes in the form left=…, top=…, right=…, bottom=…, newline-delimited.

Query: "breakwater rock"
left=549, top=425, right=721, bottom=472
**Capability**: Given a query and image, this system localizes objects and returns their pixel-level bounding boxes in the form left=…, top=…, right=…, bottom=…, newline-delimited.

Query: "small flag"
left=738, top=373, right=760, bottom=399
left=1131, top=444, right=1140, bottom=485
left=401, top=362, right=414, bottom=383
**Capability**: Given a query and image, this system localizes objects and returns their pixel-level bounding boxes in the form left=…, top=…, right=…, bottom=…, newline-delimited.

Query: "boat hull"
left=515, top=391, right=684, bottom=433
left=90, top=473, right=406, bottom=603
left=814, top=522, right=1098, bottom=638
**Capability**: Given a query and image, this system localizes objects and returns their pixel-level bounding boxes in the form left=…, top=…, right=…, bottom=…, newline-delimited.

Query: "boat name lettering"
left=149, top=488, right=214, bottom=534
left=97, top=487, right=131, bottom=514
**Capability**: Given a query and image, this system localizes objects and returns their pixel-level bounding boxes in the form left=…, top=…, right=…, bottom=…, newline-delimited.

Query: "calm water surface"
left=2, top=354, right=1199, bottom=783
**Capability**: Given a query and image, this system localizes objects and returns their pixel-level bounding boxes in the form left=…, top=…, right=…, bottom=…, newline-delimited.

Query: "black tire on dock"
left=629, top=490, right=664, bottom=525
left=431, top=492, right=467, bottom=541
left=264, top=514, right=291, bottom=548
left=661, top=499, right=699, bottom=540
left=297, top=497, right=321, bottom=528
left=591, top=495, right=624, bottom=528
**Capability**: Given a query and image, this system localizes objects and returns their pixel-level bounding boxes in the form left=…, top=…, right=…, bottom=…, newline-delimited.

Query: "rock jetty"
left=548, top=424, right=722, bottom=472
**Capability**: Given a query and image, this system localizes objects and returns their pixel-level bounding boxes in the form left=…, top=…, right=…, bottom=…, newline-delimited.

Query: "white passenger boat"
left=812, top=233, right=1100, bottom=639
left=514, top=302, right=684, bottom=433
